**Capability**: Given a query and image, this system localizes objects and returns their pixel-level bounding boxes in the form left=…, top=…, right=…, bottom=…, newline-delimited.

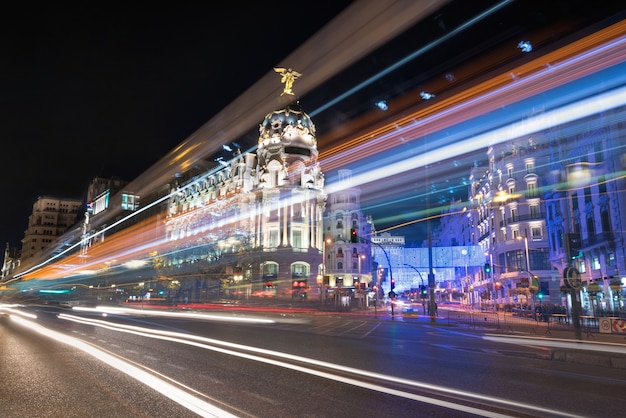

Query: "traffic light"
left=484, top=263, right=491, bottom=274
left=350, top=227, right=358, bottom=243
left=567, top=233, right=582, bottom=259
left=420, top=285, right=427, bottom=297
left=537, top=292, right=544, bottom=300
left=390, top=278, right=395, bottom=290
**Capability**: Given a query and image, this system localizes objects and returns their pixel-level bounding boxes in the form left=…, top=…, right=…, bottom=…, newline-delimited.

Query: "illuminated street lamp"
left=358, top=253, right=365, bottom=280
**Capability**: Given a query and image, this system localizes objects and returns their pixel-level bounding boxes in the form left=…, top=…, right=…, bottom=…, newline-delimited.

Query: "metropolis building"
left=161, top=99, right=328, bottom=300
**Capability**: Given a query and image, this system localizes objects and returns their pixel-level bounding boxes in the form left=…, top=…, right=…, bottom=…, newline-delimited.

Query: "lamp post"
left=404, top=263, right=425, bottom=287
left=358, top=253, right=364, bottom=281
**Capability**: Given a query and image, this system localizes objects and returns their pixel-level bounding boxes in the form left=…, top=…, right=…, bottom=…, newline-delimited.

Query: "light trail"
left=54, top=312, right=586, bottom=417
left=324, top=84, right=626, bottom=197
left=9, top=314, right=240, bottom=418
left=71, top=305, right=283, bottom=324
left=0, top=304, right=37, bottom=319
left=319, top=21, right=626, bottom=201
left=309, top=0, right=514, bottom=116
left=483, top=334, right=626, bottom=355
left=5, top=13, right=624, bottom=290
left=318, top=19, right=626, bottom=168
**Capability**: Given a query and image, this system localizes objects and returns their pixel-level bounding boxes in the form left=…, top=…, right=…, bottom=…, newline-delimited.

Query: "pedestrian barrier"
left=445, top=310, right=501, bottom=330
left=441, top=310, right=621, bottom=337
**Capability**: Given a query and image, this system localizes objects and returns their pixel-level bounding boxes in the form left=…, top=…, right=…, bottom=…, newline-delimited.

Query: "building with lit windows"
left=19, top=196, right=83, bottom=261
left=464, top=107, right=626, bottom=312
left=543, top=109, right=626, bottom=314
left=322, top=169, right=373, bottom=306
left=163, top=100, right=326, bottom=300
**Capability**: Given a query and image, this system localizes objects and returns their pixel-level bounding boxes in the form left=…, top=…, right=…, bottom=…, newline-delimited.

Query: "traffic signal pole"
left=427, top=215, right=437, bottom=322
left=356, top=233, right=395, bottom=319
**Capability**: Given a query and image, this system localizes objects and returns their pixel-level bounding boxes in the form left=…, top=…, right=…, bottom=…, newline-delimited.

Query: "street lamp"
left=404, top=263, right=425, bottom=288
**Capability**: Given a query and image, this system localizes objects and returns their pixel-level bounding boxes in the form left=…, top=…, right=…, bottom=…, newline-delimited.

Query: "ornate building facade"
left=162, top=101, right=326, bottom=300
left=465, top=106, right=626, bottom=312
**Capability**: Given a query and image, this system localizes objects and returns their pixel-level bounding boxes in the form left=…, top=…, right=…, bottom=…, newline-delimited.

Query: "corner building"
left=164, top=101, right=326, bottom=300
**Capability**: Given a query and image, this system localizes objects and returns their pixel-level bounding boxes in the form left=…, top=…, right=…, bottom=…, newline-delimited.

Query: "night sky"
left=0, top=3, right=353, bottom=249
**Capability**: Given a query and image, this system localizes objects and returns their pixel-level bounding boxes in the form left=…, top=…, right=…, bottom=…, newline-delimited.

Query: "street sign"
left=563, top=267, right=582, bottom=290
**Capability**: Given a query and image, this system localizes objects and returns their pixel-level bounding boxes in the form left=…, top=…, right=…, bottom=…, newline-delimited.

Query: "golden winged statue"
left=274, top=67, right=302, bottom=96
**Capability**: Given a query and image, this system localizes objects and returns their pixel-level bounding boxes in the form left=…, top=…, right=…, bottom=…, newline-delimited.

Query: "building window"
left=592, top=256, right=600, bottom=270
left=577, top=259, right=586, bottom=274
left=600, top=209, right=610, bottom=233
left=608, top=253, right=615, bottom=267
left=291, top=263, right=309, bottom=279
left=525, top=161, right=534, bottom=174
left=531, top=226, right=541, bottom=238
left=121, top=194, right=139, bottom=211
left=584, top=187, right=592, bottom=204
left=527, top=183, right=537, bottom=198
left=586, top=215, right=595, bottom=236
left=269, top=230, right=279, bottom=247
left=292, top=229, right=302, bottom=249
left=530, top=204, right=539, bottom=219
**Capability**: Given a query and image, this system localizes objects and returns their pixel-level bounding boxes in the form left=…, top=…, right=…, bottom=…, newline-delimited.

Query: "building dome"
left=255, top=100, right=322, bottom=190
left=258, top=102, right=317, bottom=154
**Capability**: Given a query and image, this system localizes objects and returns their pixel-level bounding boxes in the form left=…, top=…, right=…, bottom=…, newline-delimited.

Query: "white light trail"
left=9, top=315, right=238, bottom=418
left=483, top=334, right=626, bottom=355
left=57, top=313, right=585, bottom=417
left=72, top=305, right=280, bottom=324
left=324, top=85, right=626, bottom=196
left=0, top=304, right=37, bottom=319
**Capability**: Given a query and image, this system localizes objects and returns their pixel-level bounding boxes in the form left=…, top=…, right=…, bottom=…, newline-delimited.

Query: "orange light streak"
left=318, top=20, right=626, bottom=172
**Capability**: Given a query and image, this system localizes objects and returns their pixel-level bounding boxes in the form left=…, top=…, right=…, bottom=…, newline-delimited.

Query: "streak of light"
left=324, top=84, right=626, bottom=197
left=57, top=313, right=584, bottom=418
left=119, top=1, right=452, bottom=206
left=8, top=17, right=625, bottom=288
left=319, top=20, right=626, bottom=172
left=0, top=304, right=37, bottom=319
left=71, top=306, right=282, bottom=324
left=9, top=315, right=239, bottom=418
left=11, top=192, right=172, bottom=281
left=309, top=0, right=513, bottom=116
left=483, top=334, right=626, bottom=355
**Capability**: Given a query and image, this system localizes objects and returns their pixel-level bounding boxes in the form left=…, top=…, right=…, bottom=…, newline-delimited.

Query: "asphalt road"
left=1, top=304, right=625, bottom=417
